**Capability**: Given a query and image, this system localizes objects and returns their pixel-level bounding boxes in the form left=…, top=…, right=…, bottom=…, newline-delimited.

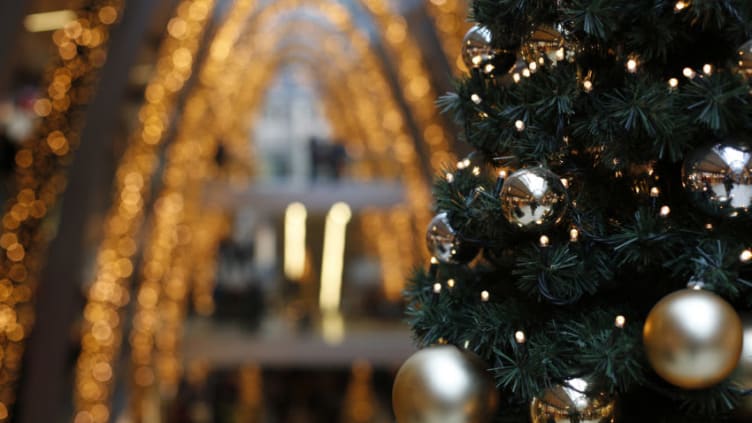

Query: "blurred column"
left=0, top=2, right=29, bottom=94
left=17, top=1, right=164, bottom=422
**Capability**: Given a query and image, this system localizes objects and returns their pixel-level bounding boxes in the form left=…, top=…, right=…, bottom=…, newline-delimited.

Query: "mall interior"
left=0, top=0, right=472, bottom=422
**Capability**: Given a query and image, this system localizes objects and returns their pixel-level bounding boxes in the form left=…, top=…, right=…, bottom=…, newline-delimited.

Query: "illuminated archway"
left=73, top=1, right=454, bottom=421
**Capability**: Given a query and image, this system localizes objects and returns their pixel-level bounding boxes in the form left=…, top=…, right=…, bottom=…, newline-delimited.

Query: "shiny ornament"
left=736, top=39, right=752, bottom=77
left=462, top=25, right=495, bottom=69
left=530, top=378, right=615, bottom=423
left=426, top=212, right=479, bottom=264
left=682, top=143, right=752, bottom=218
left=500, top=167, right=568, bottom=230
left=392, top=345, right=497, bottom=423
left=461, top=25, right=515, bottom=74
left=521, top=25, right=577, bottom=64
left=643, top=288, right=743, bottom=389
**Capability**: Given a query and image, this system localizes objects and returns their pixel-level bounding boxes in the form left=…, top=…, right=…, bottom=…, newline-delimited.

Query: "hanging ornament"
left=521, top=25, right=577, bottom=65
left=392, top=345, right=498, bottom=423
left=643, top=288, right=743, bottom=389
left=426, top=212, right=479, bottom=264
left=736, top=39, right=752, bottom=77
left=462, top=25, right=495, bottom=69
left=500, top=167, right=568, bottom=230
left=682, top=143, right=752, bottom=218
left=461, top=25, right=515, bottom=75
left=530, top=378, right=615, bottom=423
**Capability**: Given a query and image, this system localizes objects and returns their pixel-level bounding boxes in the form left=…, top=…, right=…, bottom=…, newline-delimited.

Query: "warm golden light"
left=322, top=311, right=345, bottom=345
left=284, top=202, right=307, bottom=280
left=515, top=330, right=526, bottom=344
left=615, top=315, right=626, bottom=328
left=319, top=202, right=352, bottom=313
left=626, top=58, right=638, bottom=73
left=740, top=249, right=752, bottom=262
left=24, top=10, right=76, bottom=32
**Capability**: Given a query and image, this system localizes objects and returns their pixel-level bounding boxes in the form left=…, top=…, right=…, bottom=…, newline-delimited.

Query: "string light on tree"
left=682, top=67, right=696, bottom=79
left=741, top=249, right=752, bottom=262
left=615, top=315, right=626, bottom=328
left=480, top=290, right=490, bottom=302
left=626, top=57, right=638, bottom=73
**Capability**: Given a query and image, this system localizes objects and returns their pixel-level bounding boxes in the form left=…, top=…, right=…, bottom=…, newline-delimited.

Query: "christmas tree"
left=393, top=1, right=752, bottom=422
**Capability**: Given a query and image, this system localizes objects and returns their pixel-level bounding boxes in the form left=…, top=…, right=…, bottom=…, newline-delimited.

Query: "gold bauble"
left=643, top=289, right=743, bottom=389
left=392, top=345, right=497, bottom=423
left=530, top=378, right=615, bottom=423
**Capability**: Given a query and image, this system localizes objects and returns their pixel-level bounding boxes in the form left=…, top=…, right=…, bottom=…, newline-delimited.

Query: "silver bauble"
left=521, top=25, right=578, bottom=64
left=682, top=143, right=752, bottom=218
left=643, top=288, right=743, bottom=389
left=392, top=345, right=498, bottom=423
left=500, top=167, right=568, bottom=230
left=462, top=25, right=495, bottom=69
left=426, top=212, right=479, bottom=264
left=530, top=378, right=615, bottom=423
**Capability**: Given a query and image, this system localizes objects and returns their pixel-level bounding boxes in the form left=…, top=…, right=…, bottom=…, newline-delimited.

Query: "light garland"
left=126, top=0, right=257, bottom=414
left=362, top=0, right=457, bottom=172
left=0, top=1, right=124, bottom=417
left=425, top=0, right=470, bottom=73
left=73, top=1, right=216, bottom=421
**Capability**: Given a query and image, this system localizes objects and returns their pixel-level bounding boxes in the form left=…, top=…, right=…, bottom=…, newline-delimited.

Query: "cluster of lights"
left=509, top=315, right=624, bottom=348
left=69, top=0, right=458, bottom=418
left=127, top=0, right=259, bottom=413
left=73, top=1, right=216, bottom=421
left=360, top=209, right=415, bottom=303
left=247, top=0, right=434, bottom=265
left=0, top=1, right=124, bottom=418
left=425, top=0, right=470, bottom=73
left=362, top=0, right=457, bottom=172
left=190, top=211, right=229, bottom=316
